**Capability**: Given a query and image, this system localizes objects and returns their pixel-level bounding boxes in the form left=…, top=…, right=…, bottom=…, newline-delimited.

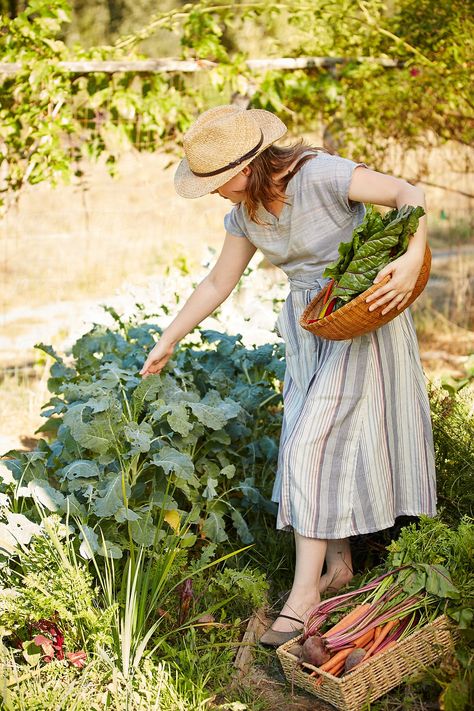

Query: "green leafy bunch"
left=323, top=204, right=425, bottom=305
left=386, top=515, right=474, bottom=628
left=207, top=566, right=268, bottom=611
left=1, top=310, right=285, bottom=559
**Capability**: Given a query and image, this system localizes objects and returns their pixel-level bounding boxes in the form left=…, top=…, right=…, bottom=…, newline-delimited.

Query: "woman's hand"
left=366, top=250, right=425, bottom=315
left=139, top=338, right=176, bottom=378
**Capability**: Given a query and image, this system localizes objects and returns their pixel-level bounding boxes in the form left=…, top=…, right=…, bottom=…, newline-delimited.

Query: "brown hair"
left=242, top=141, right=326, bottom=224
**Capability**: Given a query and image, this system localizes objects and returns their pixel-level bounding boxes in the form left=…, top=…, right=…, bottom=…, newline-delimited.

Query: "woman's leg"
left=270, top=532, right=326, bottom=632
left=319, top=538, right=353, bottom=595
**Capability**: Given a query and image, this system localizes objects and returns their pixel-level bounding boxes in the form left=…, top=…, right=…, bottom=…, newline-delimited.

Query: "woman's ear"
left=242, top=165, right=252, bottom=176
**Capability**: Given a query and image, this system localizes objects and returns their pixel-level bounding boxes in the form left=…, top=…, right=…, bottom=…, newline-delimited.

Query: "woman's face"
left=211, top=166, right=251, bottom=203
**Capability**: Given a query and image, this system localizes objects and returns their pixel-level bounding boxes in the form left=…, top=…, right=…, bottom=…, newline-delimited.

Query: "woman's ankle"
left=319, top=567, right=353, bottom=595
left=270, top=590, right=321, bottom=631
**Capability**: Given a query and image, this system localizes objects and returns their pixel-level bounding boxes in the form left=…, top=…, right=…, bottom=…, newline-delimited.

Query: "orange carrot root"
left=324, top=660, right=345, bottom=677
left=319, top=646, right=355, bottom=672
left=362, top=619, right=398, bottom=661
left=373, top=625, right=383, bottom=641
left=323, top=604, right=372, bottom=638
left=354, top=628, right=375, bottom=649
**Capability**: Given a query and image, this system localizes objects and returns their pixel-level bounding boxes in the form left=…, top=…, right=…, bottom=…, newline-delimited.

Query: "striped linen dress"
left=224, top=152, right=437, bottom=539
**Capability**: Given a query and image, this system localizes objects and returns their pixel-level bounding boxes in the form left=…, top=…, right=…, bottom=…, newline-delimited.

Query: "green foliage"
left=441, top=356, right=474, bottom=397
left=386, top=516, right=474, bottom=606
left=1, top=310, right=284, bottom=558
left=207, top=565, right=268, bottom=610
left=0, top=515, right=115, bottom=650
left=0, top=652, right=226, bottom=710
left=1, top=0, right=472, bottom=210
left=428, top=385, right=474, bottom=525
left=370, top=515, right=474, bottom=711
left=0, top=0, right=193, bottom=210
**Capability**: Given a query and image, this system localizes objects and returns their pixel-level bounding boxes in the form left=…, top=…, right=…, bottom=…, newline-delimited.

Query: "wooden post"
left=0, top=56, right=402, bottom=76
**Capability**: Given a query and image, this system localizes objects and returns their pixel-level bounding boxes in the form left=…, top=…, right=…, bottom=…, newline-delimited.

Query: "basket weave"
left=300, top=245, right=432, bottom=340
left=276, top=615, right=455, bottom=711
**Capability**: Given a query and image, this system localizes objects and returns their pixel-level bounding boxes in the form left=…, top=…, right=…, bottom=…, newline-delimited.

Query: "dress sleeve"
left=224, top=206, right=247, bottom=237
left=326, top=155, right=368, bottom=213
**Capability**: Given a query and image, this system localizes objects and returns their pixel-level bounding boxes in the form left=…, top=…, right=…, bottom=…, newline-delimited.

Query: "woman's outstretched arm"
left=348, top=167, right=427, bottom=315
left=140, top=233, right=257, bottom=376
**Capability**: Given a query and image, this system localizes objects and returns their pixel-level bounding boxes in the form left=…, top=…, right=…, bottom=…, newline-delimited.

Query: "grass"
left=0, top=364, right=50, bottom=454
left=0, top=509, right=260, bottom=710
left=0, top=150, right=225, bottom=319
left=0, top=653, right=211, bottom=711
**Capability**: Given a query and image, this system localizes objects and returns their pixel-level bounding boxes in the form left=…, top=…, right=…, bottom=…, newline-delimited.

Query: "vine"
left=0, top=0, right=472, bottom=211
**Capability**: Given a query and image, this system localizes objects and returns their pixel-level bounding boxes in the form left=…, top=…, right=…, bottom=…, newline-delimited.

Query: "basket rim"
left=301, top=274, right=391, bottom=328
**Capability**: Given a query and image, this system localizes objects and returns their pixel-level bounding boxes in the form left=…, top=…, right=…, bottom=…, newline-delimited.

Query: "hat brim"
left=174, top=109, right=287, bottom=199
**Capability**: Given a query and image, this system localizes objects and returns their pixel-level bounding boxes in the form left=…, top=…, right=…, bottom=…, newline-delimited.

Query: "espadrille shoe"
left=259, top=614, right=304, bottom=648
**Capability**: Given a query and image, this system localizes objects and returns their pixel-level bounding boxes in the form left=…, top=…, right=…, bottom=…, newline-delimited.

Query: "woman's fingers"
left=141, top=356, right=166, bottom=377
left=367, top=288, right=398, bottom=311
left=139, top=357, right=156, bottom=376
left=381, top=292, right=407, bottom=315
left=142, top=363, right=164, bottom=378
left=140, top=342, right=175, bottom=377
left=367, top=287, right=411, bottom=314
left=366, top=276, right=391, bottom=304
left=395, top=291, right=413, bottom=311
left=366, top=252, right=420, bottom=314
left=373, top=266, right=392, bottom=284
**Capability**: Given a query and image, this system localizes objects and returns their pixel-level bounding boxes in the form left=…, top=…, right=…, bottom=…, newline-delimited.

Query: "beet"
left=344, top=647, right=366, bottom=673
left=301, top=634, right=331, bottom=667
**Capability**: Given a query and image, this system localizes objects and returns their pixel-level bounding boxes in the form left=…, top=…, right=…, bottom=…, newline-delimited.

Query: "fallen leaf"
left=66, top=650, right=87, bottom=669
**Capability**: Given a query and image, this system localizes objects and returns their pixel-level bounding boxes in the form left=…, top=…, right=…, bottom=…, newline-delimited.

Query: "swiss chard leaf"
left=324, top=204, right=425, bottom=304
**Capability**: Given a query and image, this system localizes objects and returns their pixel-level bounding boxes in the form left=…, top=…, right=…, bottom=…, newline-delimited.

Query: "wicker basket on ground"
left=300, top=245, right=432, bottom=340
left=276, top=614, right=456, bottom=711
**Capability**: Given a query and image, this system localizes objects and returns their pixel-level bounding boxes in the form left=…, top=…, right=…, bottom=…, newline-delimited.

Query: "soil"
left=230, top=608, right=335, bottom=710
left=236, top=665, right=332, bottom=710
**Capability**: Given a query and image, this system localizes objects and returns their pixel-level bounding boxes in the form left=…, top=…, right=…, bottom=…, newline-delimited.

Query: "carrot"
left=324, top=660, right=345, bottom=677
left=319, top=646, right=354, bottom=672
left=323, top=604, right=372, bottom=638
left=310, top=661, right=345, bottom=679
left=362, top=620, right=398, bottom=661
left=373, top=625, right=383, bottom=641
left=353, top=628, right=375, bottom=649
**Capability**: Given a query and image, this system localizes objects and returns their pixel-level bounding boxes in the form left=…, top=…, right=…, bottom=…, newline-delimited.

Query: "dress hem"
left=275, top=509, right=437, bottom=539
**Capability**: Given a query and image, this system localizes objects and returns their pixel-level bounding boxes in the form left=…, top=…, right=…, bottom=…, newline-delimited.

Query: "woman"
left=140, top=105, right=436, bottom=647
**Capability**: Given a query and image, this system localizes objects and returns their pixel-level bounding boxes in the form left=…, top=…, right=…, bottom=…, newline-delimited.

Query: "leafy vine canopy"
left=0, top=0, right=472, bottom=208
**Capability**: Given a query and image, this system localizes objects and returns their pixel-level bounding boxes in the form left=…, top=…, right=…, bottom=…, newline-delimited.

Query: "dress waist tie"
left=288, top=275, right=327, bottom=292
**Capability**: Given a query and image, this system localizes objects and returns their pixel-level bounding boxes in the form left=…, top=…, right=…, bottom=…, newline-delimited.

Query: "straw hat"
left=174, top=104, right=287, bottom=198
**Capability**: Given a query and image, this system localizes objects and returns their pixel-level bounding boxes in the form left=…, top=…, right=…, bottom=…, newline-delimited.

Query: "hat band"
left=190, top=131, right=264, bottom=178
